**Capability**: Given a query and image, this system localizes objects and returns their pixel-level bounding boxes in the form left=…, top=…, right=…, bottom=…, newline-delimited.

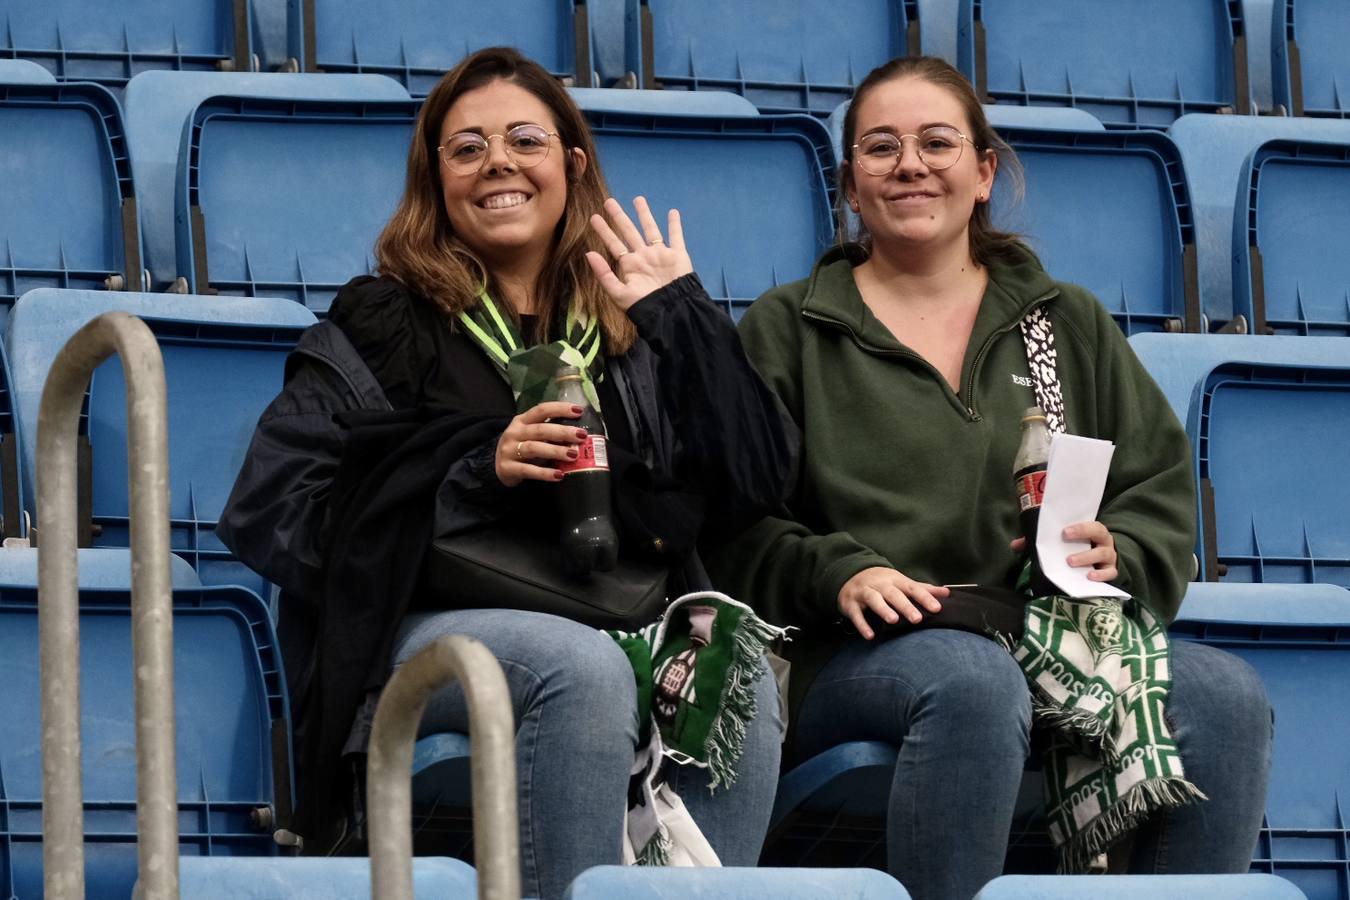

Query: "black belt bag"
left=422, top=527, right=669, bottom=630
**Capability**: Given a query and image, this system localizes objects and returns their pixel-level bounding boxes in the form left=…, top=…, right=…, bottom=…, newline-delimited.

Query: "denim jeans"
left=793, top=628, right=1273, bottom=900
left=393, top=608, right=784, bottom=900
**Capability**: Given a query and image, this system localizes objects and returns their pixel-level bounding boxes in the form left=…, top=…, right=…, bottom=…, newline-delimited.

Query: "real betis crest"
left=1083, top=601, right=1126, bottom=659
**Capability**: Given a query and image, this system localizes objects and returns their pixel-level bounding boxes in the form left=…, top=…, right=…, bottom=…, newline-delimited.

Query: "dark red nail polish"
left=567, top=448, right=579, bottom=459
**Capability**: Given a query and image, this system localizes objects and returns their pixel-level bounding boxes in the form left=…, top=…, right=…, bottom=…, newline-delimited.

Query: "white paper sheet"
left=1035, top=433, right=1131, bottom=599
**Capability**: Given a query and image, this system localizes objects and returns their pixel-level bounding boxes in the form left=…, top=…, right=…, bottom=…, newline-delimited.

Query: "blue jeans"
left=393, top=608, right=784, bottom=900
left=793, top=629, right=1273, bottom=900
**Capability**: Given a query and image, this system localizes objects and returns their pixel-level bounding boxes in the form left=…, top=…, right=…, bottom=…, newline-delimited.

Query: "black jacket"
left=217, top=273, right=798, bottom=843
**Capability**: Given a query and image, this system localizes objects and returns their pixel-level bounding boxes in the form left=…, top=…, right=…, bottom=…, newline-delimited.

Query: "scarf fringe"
left=636, top=832, right=673, bottom=867
left=700, top=608, right=789, bottom=791
left=1056, top=776, right=1209, bottom=874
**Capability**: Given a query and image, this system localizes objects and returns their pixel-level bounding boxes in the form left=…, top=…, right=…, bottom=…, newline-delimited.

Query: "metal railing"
left=366, top=635, right=520, bottom=900
left=37, top=312, right=178, bottom=899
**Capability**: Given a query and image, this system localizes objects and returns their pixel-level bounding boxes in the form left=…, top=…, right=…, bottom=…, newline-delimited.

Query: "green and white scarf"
left=458, top=288, right=605, bottom=413
left=608, top=592, right=789, bottom=866
left=459, top=292, right=788, bottom=866
left=1008, top=587, right=1207, bottom=872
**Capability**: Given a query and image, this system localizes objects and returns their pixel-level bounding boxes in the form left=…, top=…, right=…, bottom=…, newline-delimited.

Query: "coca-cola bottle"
left=1013, top=406, right=1056, bottom=595
left=552, top=366, right=619, bottom=576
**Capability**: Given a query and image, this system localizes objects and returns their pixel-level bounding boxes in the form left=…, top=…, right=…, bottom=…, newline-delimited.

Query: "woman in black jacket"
left=218, top=47, right=796, bottom=899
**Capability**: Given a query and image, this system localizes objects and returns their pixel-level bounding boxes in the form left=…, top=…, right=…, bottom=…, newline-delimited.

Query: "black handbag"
left=421, top=526, right=670, bottom=630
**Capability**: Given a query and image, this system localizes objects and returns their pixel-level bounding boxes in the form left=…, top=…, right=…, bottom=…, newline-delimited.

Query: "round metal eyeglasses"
left=438, top=123, right=560, bottom=176
left=852, top=126, right=974, bottom=175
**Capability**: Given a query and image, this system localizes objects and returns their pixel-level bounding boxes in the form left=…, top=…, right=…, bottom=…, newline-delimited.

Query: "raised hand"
left=585, top=196, right=694, bottom=310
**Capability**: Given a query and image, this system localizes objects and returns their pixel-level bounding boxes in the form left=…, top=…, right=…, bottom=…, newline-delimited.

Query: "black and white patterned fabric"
left=1019, top=305, right=1066, bottom=435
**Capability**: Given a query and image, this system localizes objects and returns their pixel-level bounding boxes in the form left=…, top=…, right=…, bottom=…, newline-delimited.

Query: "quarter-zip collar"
left=798, top=242, right=1061, bottom=416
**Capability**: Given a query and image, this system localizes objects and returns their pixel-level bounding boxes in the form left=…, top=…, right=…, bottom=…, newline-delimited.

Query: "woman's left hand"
left=1011, top=520, right=1118, bottom=582
left=585, top=196, right=694, bottom=310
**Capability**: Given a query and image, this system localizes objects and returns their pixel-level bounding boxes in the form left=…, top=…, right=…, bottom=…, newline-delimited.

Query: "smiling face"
left=437, top=78, right=585, bottom=269
left=846, top=76, right=996, bottom=261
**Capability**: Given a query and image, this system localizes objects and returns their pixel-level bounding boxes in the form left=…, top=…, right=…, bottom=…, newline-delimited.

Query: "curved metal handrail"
left=38, top=312, right=178, bottom=899
left=366, top=635, right=520, bottom=900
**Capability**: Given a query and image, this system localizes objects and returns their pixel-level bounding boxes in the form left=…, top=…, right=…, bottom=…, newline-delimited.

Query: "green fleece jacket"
left=707, top=244, right=1196, bottom=721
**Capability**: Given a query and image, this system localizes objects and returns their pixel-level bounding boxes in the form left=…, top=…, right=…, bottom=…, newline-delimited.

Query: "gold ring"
left=516, top=441, right=525, bottom=460
left=647, top=237, right=664, bottom=246
left=615, top=248, right=630, bottom=259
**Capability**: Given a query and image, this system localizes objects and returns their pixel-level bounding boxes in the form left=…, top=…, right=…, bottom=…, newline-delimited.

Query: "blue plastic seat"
left=0, top=547, right=201, bottom=588
left=1171, top=582, right=1350, bottom=900
left=0, top=0, right=253, bottom=98
left=626, top=0, right=918, bottom=116
left=172, top=856, right=475, bottom=898
left=5, top=288, right=316, bottom=596
left=123, top=70, right=410, bottom=290
left=0, top=82, right=144, bottom=329
left=291, top=0, right=594, bottom=96
left=1231, top=138, right=1350, bottom=335
left=1167, top=115, right=1350, bottom=331
left=0, top=59, right=55, bottom=83
left=0, top=584, right=288, bottom=898
left=975, top=874, right=1308, bottom=899
left=1272, top=0, right=1350, bottom=117
left=577, top=101, right=835, bottom=319
left=565, top=865, right=913, bottom=898
left=957, top=0, right=1250, bottom=127
left=173, top=93, right=419, bottom=313
left=1129, top=334, right=1350, bottom=586
left=993, top=126, right=1200, bottom=334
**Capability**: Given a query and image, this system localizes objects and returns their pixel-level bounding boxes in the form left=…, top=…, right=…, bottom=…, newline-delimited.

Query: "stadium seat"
left=0, top=583, right=289, bottom=898
left=957, top=0, right=1251, bottom=127
left=1271, top=0, right=1350, bottom=117
left=1172, top=581, right=1350, bottom=900
left=5, top=288, right=316, bottom=596
left=173, top=93, right=419, bottom=313
left=0, top=59, right=55, bottom=83
left=975, top=873, right=1308, bottom=899
left=0, top=0, right=253, bottom=97
left=625, top=0, right=919, bottom=116
left=564, top=865, right=913, bottom=898
left=291, top=0, right=595, bottom=95
left=576, top=99, right=836, bottom=319
left=0, top=81, right=144, bottom=330
left=1167, top=115, right=1350, bottom=331
left=1231, top=138, right=1350, bottom=335
left=1129, top=333, right=1350, bottom=586
left=123, top=70, right=410, bottom=290
left=172, top=856, right=476, bottom=898
left=0, top=546, right=201, bottom=588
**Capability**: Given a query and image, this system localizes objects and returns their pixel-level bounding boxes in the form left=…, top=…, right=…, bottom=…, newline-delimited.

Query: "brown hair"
left=838, top=56, right=1028, bottom=268
left=376, top=47, right=635, bottom=352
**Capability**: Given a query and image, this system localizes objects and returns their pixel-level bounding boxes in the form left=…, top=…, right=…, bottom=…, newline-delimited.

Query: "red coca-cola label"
left=558, top=434, right=609, bottom=475
left=1016, top=469, right=1046, bottom=512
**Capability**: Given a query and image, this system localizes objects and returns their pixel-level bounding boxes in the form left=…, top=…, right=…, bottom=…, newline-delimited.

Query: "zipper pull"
left=967, top=406, right=981, bottom=422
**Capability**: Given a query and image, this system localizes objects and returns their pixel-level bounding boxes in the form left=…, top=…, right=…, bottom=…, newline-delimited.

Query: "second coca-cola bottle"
left=1013, top=406, right=1056, bottom=596
left=552, top=366, right=619, bottom=576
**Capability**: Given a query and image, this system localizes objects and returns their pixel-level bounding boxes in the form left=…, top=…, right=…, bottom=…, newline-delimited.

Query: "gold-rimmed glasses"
left=438, top=123, right=560, bottom=176
left=852, top=126, right=973, bottom=175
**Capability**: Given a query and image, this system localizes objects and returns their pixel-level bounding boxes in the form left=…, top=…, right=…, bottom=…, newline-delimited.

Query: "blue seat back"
left=1129, top=334, right=1350, bottom=585
left=175, top=856, right=477, bottom=898
left=1172, top=582, right=1350, bottom=900
left=627, top=0, right=918, bottom=116
left=294, top=0, right=590, bottom=96
left=0, top=59, right=56, bottom=83
left=976, top=874, right=1308, bottom=899
left=176, top=95, right=418, bottom=313
left=582, top=106, right=835, bottom=319
left=0, top=0, right=249, bottom=97
left=0, top=82, right=142, bottom=329
left=124, top=71, right=410, bottom=290
left=1232, top=139, right=1350, bottom=336
left=1272, top=0, right=1350, bottom=117
left=565, top=866, right=913, bottom=899
left=0, top=584, right=286, bottom=898
left=994, top=127, right=1199, bottom=334
left=958, top=0, right=1248, bottom=127
left=6, top=289, right=316, bottom=595
left=1167, top=115, right=1350, bottom=330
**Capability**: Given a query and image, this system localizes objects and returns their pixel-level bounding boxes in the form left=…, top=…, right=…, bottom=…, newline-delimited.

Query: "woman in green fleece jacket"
left=710, top=57, right=1273, bottom=900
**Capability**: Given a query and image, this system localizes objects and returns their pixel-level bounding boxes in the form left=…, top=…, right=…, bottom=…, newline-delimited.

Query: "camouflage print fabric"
left=457, top=288, right=605, bottom=413
left=1011, top=595, right=1207, bottom=873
